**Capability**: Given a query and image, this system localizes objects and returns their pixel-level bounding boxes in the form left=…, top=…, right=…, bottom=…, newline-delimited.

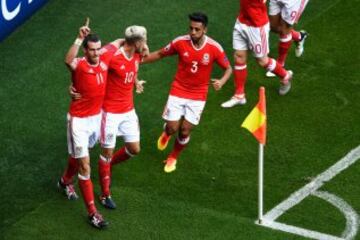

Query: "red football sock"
left=233, top=64, right=247, bottom=96
left=277, top=34, right=292, bottom=66
left=291, top=30, right=301, bottom=42
left=98, top=156, right=111, bottom=197
left=169, top=135, right=190, bottom=159
left=265, top=58, right=287, bottom=78
left=78, top=176, right=97, bottom=216
left=61, top=156, right=78, bottom=185
left=111, top=147, right=131, bottom=166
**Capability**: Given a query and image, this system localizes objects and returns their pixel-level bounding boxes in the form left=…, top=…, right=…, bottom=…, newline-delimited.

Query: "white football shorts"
left=100, top=109, right=140, bottom=148
left=233, top=19, right=270, bottom=58
left=269, top=0, right=309, bottom=25
left=162, top=95, right=206, bottom=126
left=67, top=112, right=102, bottom=158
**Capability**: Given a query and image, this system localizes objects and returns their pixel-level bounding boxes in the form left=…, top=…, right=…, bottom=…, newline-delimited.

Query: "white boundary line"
left=258, top=145, right=360, bottom=239
left=260, top=219, right=344, bottom=240
left=264, top=146, right=360, bottom=221
left=313, top=191, right=359, bottom=240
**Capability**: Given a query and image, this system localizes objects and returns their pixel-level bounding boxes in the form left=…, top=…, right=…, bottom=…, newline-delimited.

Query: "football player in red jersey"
left=143, top=12, right=232, bottom=173
left=58, top=21, right=123, bottom=229
left=96, top=26, right=147, bottom=209
left=265, top=0, right=309, bottom=77
left=221, top=0, right=294, bottom=108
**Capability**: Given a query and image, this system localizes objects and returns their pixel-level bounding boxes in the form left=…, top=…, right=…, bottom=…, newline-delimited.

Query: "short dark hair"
left=188, top=12, right=208, bottom=27
left=82, top=34, right=100, bottom=49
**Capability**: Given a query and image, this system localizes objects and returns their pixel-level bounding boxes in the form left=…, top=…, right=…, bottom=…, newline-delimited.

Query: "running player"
left=221, top=0, right=293, bottom=108
left=143, top=12, right=232, bottom=173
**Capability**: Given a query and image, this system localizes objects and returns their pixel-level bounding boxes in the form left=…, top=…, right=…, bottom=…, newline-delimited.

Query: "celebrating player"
left=265, top=0, right=309, bottom=77
left=97, top=26, right=147, bottom=209
left=143, top=12, right=232, bottom=173
left=58, top=20, right=123, bottom=229
left=221, top=0, right=293, bottom=108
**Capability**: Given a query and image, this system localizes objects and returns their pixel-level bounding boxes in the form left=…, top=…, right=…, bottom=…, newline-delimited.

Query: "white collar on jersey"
left=120, top=47, right=134, bottom=61
left=190, top=35, right=208, bottom=51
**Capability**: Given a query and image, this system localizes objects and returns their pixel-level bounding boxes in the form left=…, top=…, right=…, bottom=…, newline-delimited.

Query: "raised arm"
left=109, top=38, right=125, bottom=49
left=64, top=25, right=90, bottom=71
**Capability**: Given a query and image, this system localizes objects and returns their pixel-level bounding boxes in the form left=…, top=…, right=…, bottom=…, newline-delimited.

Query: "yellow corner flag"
left=241, top=87, right=266, bottom=145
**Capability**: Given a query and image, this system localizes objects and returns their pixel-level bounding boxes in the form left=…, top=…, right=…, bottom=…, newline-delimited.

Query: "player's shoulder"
left=172, top=35, right=191, bottom=44
left=206, top=36, right=224, bottom=52
left=74, top=57, right=87, bottom=67
left=113, top=48, right=123, bottom=57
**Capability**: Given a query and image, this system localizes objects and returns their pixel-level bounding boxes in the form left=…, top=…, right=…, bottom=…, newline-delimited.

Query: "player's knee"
left=270, top=24, right=280, bottom=33
left=279, top=22, right=292, bottom=35
left=165, top=124, right=178, bottom=135
left=101, top=148, right=113, bottom=159
left=234, top=51, right=246, bottom=65
left=180, top=127, right=192, bottom=137
left=256, top=56, right=269, bottom=68
left=126, top=144, right=140, bottom=155
left=78, top=161, right=91, bottom=176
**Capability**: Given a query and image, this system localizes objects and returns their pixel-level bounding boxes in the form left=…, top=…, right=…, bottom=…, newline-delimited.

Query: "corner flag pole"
left=258, top=143, right=264, bottom=224
left=240, top=86, right=266, bottom=224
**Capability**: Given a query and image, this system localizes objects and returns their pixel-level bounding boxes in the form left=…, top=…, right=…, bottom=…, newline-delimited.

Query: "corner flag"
left=241, top=87, right=266, bottom=145
left=241, top=87, right=267, bottom=223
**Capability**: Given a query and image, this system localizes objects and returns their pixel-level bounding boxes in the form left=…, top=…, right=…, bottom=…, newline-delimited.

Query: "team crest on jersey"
left=201, top=53, right=210, bottom=65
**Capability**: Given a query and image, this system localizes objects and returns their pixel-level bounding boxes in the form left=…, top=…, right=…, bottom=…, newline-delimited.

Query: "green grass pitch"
left=0, top=0, right=359, bottom=239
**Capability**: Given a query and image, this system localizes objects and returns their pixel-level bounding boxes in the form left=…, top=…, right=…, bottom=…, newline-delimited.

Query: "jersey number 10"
left=124, top=72, right=135, bottom=84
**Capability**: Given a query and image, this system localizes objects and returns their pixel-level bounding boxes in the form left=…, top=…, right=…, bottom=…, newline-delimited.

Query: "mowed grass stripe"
left=4, top=186, right=306, bottom=240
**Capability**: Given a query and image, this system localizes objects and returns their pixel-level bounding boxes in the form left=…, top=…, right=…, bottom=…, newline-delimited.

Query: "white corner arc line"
left=259, top=219, right=344, bottom=240
left=312, top=191, right=359, bottom=240
left=263, top=145, right=360, bottom=221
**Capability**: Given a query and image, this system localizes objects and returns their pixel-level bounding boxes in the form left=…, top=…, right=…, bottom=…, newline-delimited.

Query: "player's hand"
left=69, top=84, right=82, bottom=100
left=211, top=79, right=224, bottom=91
left=135, top=80, right=146, bottom=94
left=78, top=26, right=90, bottom=39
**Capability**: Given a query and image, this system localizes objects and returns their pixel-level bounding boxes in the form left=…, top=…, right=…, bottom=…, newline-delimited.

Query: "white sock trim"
left=125, top=147, right=135, bottom=157
left=280, top=33, right=292, bottom=42
left=266, top=58, right=276, bottom=72
left=78, top=174, right=90, bottom=180
left=234, top=64, right=247, bottom=70
left=99, top=154, right=111, bottom=163
left=177, top=136, right=190, bottom=145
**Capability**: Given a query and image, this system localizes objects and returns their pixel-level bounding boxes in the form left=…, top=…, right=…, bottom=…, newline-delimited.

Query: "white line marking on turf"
left=259, top=219, right=344, bottom=240
left=264, top=145, right=360, bottom=221
left=312, top=191, right=359, bottom=240
left=258, top=145, right=360, bottom=240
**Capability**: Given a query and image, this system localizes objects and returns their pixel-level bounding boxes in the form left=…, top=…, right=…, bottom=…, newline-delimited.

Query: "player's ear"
left=204, top=27, right=208, bottom=34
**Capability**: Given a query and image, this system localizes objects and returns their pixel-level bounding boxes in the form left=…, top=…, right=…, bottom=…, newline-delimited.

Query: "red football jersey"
left=161, top=35, right=230, bottom=101
left=103, top=47, right=141, bottom=113
left=69, top=44, right=117, bottom=117
left=238, top=0, right=269, bottom=27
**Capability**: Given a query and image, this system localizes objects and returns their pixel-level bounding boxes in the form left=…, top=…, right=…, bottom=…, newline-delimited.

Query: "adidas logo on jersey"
left=183, top=52, right=189, bottom=57
left=120, top=65, right=125, bottom=70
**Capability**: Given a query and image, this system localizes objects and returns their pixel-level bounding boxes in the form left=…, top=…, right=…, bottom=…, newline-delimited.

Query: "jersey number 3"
left=191, top=61, right=198, bottom=73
